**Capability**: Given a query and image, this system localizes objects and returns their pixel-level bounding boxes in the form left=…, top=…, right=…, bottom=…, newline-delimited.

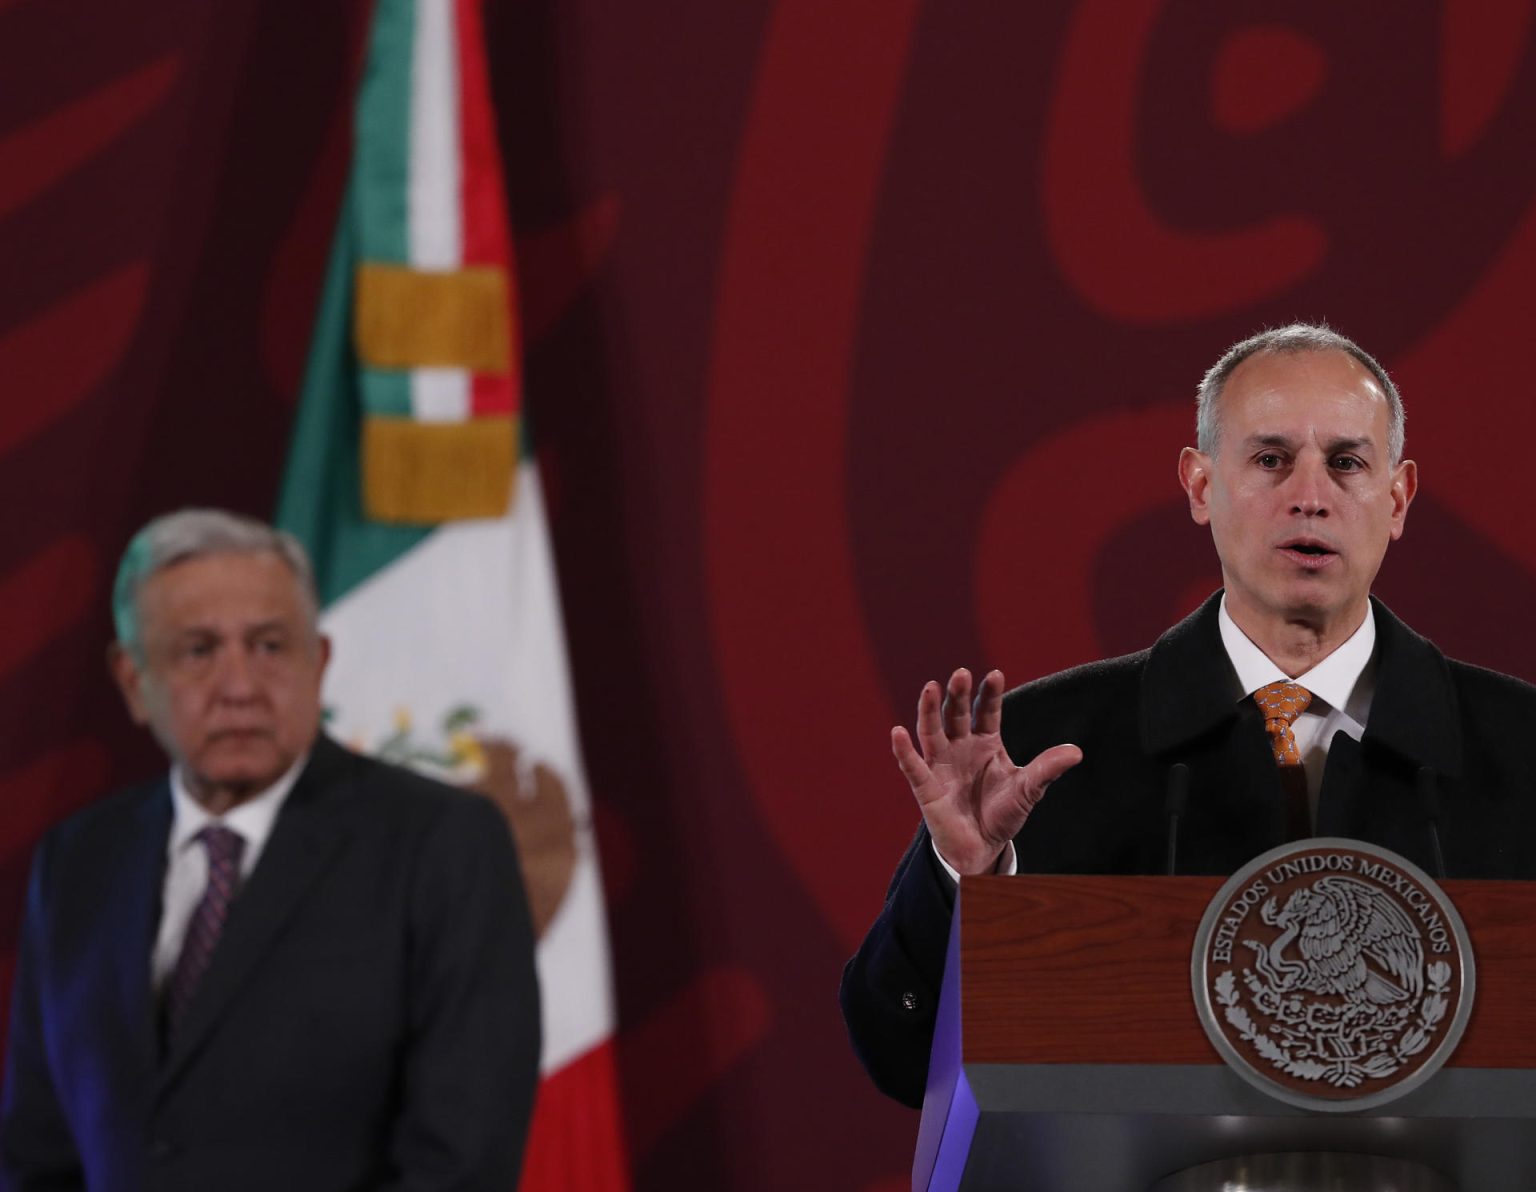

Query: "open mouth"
left=1278, top=540, right=1337, bottom=568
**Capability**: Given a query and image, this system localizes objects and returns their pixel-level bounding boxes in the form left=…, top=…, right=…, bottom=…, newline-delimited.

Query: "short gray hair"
left=1196, top=323, right=1405, bottom=465
left=112, top=508, right=319, bottom=657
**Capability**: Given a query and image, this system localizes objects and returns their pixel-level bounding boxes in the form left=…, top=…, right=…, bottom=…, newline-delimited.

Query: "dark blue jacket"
left=1, top=736, right=540, bottom=1191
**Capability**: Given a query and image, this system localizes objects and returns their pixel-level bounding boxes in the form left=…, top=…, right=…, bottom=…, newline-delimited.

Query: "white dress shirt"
left=1218, top=595, right=1377, bottom=824
left=150, top=756, right=306, bottom=991
left=935, top=597, right=1380, bottom=880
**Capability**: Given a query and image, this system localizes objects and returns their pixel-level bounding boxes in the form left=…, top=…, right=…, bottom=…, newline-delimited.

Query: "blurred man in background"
left=2, top=509, right=540, bottom=1190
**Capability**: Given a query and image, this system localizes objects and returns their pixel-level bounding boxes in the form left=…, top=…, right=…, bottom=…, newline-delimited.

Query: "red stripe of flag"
left=455, top=0, right=518, bottom=418
left=518, top=1039, right=632, bottom=1192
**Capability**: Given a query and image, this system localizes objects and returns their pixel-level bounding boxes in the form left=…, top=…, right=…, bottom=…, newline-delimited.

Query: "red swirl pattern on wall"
left=704, top=0, right=922, bottom=949
left=7, top=3, right=1536, bottom=1189
left=1043, top=0, right=1325, bottom=322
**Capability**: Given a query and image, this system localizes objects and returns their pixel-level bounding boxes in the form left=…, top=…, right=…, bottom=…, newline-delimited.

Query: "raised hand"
left=891, top=668, right=1082, bottom=876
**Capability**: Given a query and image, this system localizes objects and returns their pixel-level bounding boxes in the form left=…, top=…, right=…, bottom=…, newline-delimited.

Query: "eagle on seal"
left=1252, top=875, right=1424, bottom=1004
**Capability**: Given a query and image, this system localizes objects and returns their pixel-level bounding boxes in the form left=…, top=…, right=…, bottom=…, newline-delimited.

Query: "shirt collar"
left=168, top=753, right=308, bottom=854
left=1218, top=595, right=1377, bottom=712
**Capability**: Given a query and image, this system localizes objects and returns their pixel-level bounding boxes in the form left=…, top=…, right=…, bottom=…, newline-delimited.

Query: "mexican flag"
left=276, top=1, right=629, bottom=1187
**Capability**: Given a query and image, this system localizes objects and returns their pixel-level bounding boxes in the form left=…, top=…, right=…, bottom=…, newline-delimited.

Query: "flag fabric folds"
left=277, top=2, right=630, bottom=1187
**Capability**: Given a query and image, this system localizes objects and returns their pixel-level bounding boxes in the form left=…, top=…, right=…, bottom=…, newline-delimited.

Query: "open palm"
left=892, top=668, right=1082, bottom=875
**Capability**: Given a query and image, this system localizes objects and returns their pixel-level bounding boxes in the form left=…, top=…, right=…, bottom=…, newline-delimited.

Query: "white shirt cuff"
left=932, top=838, right=1018, bottom=884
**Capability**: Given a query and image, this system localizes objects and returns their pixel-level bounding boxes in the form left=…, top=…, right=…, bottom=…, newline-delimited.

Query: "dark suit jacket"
left=1, top=735, right=541, bottom=1191
left=840, top=594, right=1536, bottom=1107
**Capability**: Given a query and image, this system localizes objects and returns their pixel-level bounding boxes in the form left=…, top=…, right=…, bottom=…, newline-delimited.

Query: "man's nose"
left=1286, top=453, right=1332, bottom=516
left=213, top=647, right=260, bottom=696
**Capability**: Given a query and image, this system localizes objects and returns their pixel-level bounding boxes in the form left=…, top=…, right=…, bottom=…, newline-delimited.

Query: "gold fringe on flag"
left=355, top=263, right=512, bottom=372
left=362, top=416, right=518, bottom=523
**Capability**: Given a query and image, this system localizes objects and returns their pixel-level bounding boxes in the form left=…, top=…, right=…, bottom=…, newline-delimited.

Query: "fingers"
left=912, top=680, right=946, bottom=759
left=1018, top=743, right=1084, bottom=812
left=890, top=726, right=933, bottom=793
left=940, top=669, right=973, bottom=739
left=976, top=744, right=1083, bottom=843
left=971, top=669, right=1006, bottom=735
left=914, top=667, right=1006, bottom=759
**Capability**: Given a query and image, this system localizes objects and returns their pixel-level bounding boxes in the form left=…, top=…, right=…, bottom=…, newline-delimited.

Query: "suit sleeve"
left=838, top=822, right=958, bottom=1109
left=380, top=792, right=542, bottom=1191
left=0, top=838, right=86, bottom=1191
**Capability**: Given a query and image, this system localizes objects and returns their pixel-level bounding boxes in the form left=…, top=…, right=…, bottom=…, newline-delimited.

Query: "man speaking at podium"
left=840, top=324, right=1536, bottom=1107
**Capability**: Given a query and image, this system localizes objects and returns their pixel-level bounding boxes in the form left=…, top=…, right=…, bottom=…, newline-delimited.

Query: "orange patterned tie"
left=1254, top=681, right=1312, bottom=765
left=1254, top=681, right=1312, bottom=838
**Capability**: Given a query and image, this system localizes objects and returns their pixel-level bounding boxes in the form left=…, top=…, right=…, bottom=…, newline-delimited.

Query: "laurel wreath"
left=1395, top=961, right=1451, bottom=1062
left=1213, top=961, right=1451, bottom=1088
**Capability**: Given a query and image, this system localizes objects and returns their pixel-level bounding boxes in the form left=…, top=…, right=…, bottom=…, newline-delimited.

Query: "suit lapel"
left=1309, top=599, right=1463, bottom=871
left=1139, top=592, right=1242, bottom=755
left=1316, top=730, right=1364, bottom=838
left=1139, top=594, right=1291, bottom=866
left=1359, top=597, right=1462, bottom=779
left=1311, top=598, right=1462, bottom=845
left=157, top=739, right=357, bottom=1093
left=111, top=786, right=172, bottom=1079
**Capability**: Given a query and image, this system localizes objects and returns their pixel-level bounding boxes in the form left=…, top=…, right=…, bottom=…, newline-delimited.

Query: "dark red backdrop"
left=6, top=2, right=1536, bottom=1188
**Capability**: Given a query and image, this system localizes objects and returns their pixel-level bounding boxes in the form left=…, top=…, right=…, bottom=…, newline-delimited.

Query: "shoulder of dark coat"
left=39, top=772, right=166, bottom=853
left=1374, top=595, right=1536, bottom=711
left=1444, top=655, right=1536, bottom=709
left=303, top=735, right=505, bottom=826
left=1000, top=646, right=1151, bottom=708
left=996, top=648, right=1151, bottom=761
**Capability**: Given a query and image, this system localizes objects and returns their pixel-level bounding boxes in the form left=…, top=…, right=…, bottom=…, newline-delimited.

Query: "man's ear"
left=108, top=643, right=151, bottom=726
left=1178, top=447, right=1213, bottom=526
left=1388, top=458, right=1418, bottom=541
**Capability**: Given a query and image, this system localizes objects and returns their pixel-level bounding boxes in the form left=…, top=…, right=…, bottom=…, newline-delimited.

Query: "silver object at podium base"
left=1149, top=1152, right=1457, bottom=1192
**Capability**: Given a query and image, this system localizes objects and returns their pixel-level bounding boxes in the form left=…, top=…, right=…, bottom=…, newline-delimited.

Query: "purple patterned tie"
left=165, top=825, right=245, bottom=1035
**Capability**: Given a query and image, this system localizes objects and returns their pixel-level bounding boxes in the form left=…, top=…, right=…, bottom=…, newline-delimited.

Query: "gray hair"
left=112, top=508, right=320, bottom=657
left=1196, top=323, right=1406, bottom=465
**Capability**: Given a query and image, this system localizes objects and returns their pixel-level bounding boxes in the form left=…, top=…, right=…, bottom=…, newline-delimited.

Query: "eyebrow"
left=172, top=619, right=293, bottom=640
left=1322, top=437, right=1375, bottom=455
left=244, top=620, right=294, bottom=637
left=1243, top=433, right=1378, bottom=455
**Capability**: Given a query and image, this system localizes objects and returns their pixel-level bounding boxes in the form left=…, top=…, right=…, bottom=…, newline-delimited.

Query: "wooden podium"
left=915, top=875, right=1536, bottom=1191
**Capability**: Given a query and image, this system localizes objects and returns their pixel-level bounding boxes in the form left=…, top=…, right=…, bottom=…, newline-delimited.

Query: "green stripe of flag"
left=361, top=369, right=413, bottom=418
left=275, top=189, right=429, bottom=605
left=354, top=0, right=414, bottom=265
